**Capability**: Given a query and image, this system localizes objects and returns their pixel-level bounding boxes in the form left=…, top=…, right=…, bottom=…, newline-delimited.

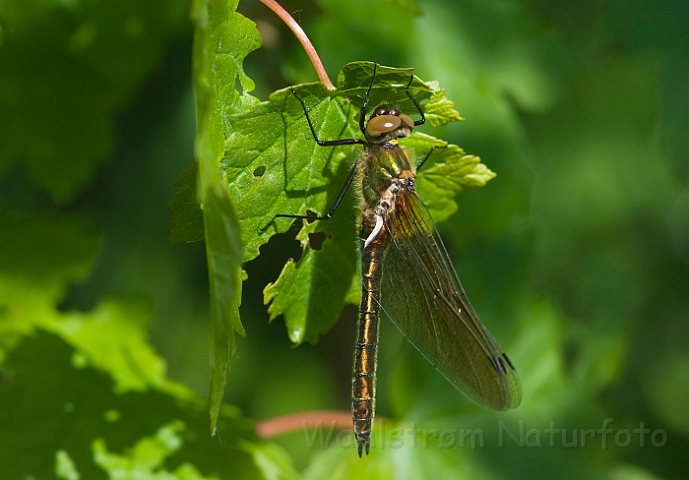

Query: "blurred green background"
left=1, top=0, right=688, bottom=478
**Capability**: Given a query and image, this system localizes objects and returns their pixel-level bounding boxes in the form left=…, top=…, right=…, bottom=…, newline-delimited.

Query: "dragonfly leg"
left=404, top=73, right=426, bottom=126
left=290, top=89, right=365, bottom=147
left=415, top=144, right=448, bottom=172
left=259, top=157, right=361, bottom=233
left=260, top=86, right=371, bottom=233
left=358, top=63, right=379, bottom=135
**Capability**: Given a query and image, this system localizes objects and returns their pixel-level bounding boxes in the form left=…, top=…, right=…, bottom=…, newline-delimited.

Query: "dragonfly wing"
left=380, top=191, right=521, bottom=410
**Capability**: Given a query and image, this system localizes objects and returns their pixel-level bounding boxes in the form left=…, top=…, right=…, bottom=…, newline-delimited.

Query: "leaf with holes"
left=223, top=61, right=495, bottom=344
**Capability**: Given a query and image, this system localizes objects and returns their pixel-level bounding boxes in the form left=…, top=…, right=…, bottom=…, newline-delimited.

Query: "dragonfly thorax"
left=365, top=104, right=415, bottom=143
left=374, top=177, right=412, bottom=216
left=362, top=176, right=414, bottom=248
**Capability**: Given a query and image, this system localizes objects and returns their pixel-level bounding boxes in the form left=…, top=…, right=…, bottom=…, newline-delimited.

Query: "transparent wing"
left=380, top=191, right=521, bottom=410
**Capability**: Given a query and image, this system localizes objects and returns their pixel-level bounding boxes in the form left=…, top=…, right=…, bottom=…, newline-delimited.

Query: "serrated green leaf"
left=0, top=213, right=101, bottom=362
left=203, top=182, right=244, bottom=434
left=59, top=297, right=194, bottom=397
left=208, top=265, right=245, bottom=434
left=0, top=212, right=195, bottom=396
left=191, top=0, right=261, bottom=432
left=422, top=82, right=464, bottom=126
left=224, top=62, right=462, bottom=343
left=262, top=193, right=358, bottom=344
left=92, top=421, right=220, bottom=480
left=223, top=62, right=461, bottom=262
left=168, top=162, right=205, bottom=245
left=336, top=62, right=413, bottom=92
left=344, top=270, right=363, bottom=305
left=401, top=133, right=496, bottom=223
left=0, top=331, right=298, bottom=480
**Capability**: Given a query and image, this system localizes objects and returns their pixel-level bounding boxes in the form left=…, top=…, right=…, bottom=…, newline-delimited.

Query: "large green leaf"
left=0, top=331, right=298, bottom=480
left=222, top=61, right=496, bottom=344
left=190, top=0, right=260, bottom=431
left=0, top=210, right=297, bottom=478
left=0, top=212, right=101, bottom=360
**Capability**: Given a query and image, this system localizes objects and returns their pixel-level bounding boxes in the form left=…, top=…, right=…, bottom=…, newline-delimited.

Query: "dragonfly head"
left=365, top=104, right=415, bottom=142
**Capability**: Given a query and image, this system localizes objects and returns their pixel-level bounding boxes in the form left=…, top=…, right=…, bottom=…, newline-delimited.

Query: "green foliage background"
left=1, top=0, right=688, bottom=478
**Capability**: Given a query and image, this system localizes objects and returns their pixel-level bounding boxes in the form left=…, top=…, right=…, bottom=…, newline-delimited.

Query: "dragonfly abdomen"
left=352, top=223, right=388, bottom=457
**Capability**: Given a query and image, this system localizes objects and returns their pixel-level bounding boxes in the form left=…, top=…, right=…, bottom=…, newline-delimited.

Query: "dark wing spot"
left=502, top=353, right=516, bottom=371
left=498, top=357, right=507, bottom=374
left=488, top=355, right=508, bottom=374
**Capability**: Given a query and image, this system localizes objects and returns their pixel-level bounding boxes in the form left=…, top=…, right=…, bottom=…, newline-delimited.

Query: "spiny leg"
left=358, top=62, right=379, bottom=135
left=415, top=144, right=448, bottom=172
left=261, top=64, right=401, bottom=232
left=404, top=73, right=426, bottom=127
left=259, top=159, right=360, bottom=233
left=260, top=80, right=373, bottom=232
left=290, top=88, right=366, bottom=147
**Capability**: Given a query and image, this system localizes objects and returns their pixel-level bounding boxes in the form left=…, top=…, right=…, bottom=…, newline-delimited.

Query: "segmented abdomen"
left=352, top=223, right=388, bottom=456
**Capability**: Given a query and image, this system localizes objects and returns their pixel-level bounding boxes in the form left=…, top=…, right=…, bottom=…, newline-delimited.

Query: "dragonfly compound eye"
left=366, top=115, right=402, bottom=137
left=399, top=114, right=414, bottom=128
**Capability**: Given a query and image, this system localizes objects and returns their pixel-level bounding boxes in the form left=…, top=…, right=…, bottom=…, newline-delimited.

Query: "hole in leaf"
left=304, top=210, right=319, bottom=224
left=308, top=232, right=329, bottom=251
left=253, top=166, right=266, bottom=177
left=245, top=228, right=303, bottom=308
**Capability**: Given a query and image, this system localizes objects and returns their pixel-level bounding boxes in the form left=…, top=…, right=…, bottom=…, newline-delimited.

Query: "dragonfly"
left=272, top=64, right=522, bottom=456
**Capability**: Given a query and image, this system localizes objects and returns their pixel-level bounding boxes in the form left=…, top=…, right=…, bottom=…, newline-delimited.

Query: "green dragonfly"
left=272, top=64, right=522, bottom=456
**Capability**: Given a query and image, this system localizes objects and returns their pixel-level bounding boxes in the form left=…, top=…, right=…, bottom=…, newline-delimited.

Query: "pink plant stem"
left=258, top=0, right=335, bottom=90
left=256, top=410, right=353, bottom=438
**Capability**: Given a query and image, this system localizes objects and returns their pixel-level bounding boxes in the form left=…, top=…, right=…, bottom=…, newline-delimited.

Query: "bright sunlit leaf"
left=223, top=61, right=493, bottom=344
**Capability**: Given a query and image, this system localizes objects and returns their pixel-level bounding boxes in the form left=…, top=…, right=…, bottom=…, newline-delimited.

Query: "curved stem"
left=258, top=0, right=335, bottom=91
left=256, top=410, right=352, bottom=438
